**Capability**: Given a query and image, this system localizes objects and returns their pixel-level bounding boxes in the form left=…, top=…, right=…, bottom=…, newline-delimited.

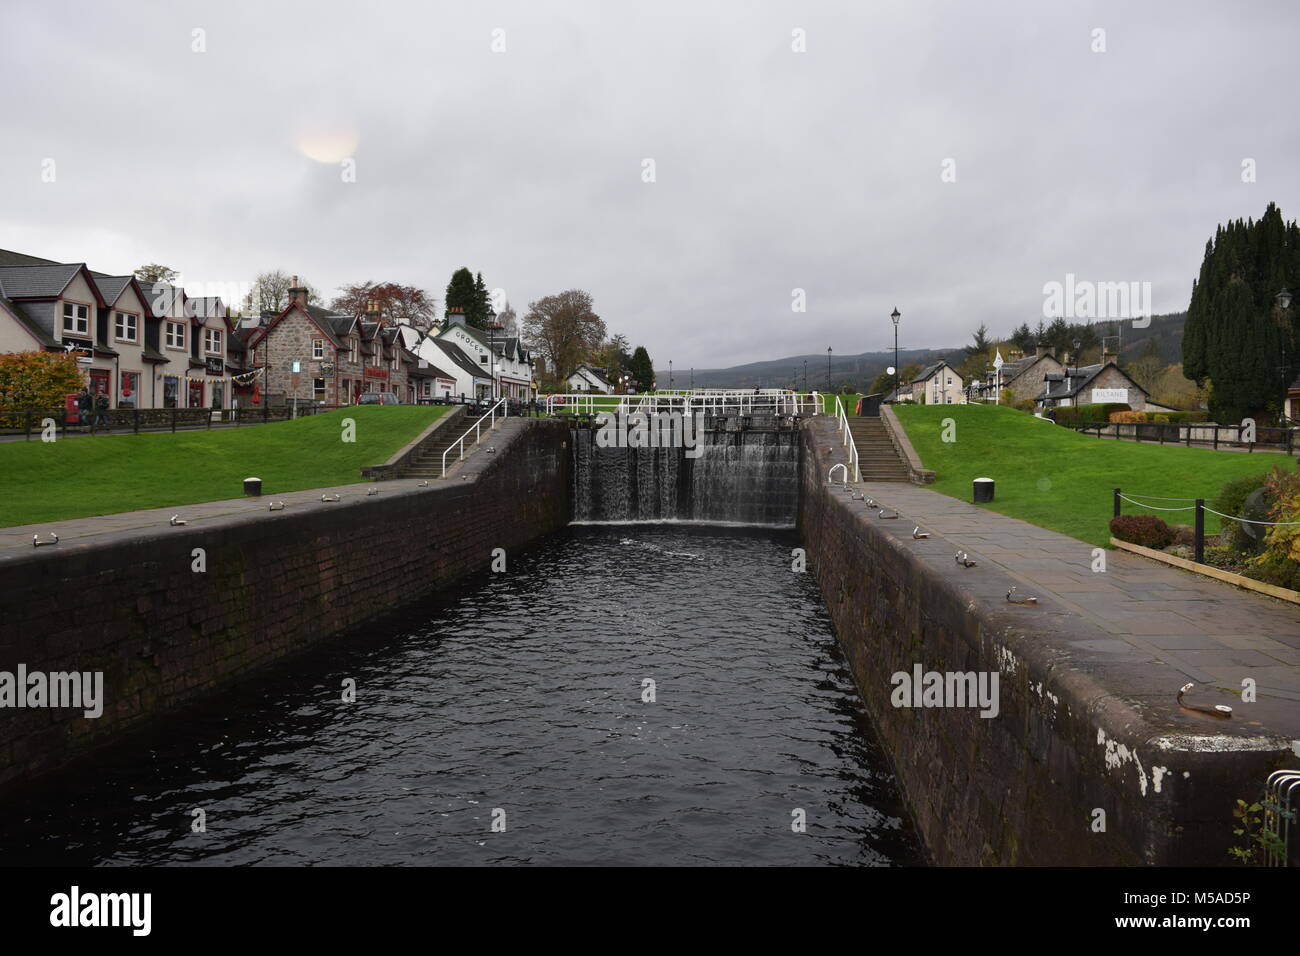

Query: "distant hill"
left=666, top=313, right=1189, bottom=392
left=1111, top=312, right=1186, bottom=366
left=658, top=348, right=967, bottom=392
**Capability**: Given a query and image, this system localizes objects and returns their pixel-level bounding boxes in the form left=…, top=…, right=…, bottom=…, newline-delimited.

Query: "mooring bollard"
left=973, top=477, right=995, bottom=503
left=244, top=476, right=263, bottom=497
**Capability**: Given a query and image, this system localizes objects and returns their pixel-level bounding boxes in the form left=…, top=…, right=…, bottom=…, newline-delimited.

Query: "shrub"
left=1245, top=464, right=1300, bottom=591
left=1109, top=514, right=1175, bottom=549
left=1051, top=403, right=1130, bottom=425
left=1213, top=472, right=1272, bottom=554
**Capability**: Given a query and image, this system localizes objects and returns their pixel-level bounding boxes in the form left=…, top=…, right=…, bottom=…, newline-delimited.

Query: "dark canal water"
left=0, top=525, right=921, bottom=866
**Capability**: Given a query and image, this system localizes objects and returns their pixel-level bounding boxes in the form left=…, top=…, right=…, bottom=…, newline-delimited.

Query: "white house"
left=567, top=363, right=612, bottom=393
left=910, top=361, right=964, bottom=405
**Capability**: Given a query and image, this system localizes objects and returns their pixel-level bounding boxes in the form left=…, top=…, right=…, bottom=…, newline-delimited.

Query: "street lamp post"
left=890, top=307, right=901, bottom=400
left=669, top=360, right=673, bottom=389
left=803, top=359, right=808, bottom=392
left=826, top=347, right=832, bottom=392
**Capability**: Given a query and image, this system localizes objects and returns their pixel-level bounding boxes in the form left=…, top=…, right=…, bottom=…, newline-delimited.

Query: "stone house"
left=997, top=347, right=1065, bottom=403
left=1039, top=361, right=1150, bottom=411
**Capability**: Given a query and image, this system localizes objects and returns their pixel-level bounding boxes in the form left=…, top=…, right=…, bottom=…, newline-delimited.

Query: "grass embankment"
left=893, top=404, right=1283, bottom=547
left=0, top=406, right=446, bottom=527
left=821, top=393, right=863, bottom=415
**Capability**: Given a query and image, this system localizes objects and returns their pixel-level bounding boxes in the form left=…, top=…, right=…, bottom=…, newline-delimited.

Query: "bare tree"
left=497, top=300, right=519, bottom=337
left=522, top=289, right=606, bottom=380
left=242, top=271, right=319, bottom=314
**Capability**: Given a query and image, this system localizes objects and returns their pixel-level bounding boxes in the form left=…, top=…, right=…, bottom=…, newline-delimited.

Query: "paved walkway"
left=855, top=481, right=1300, bottom=717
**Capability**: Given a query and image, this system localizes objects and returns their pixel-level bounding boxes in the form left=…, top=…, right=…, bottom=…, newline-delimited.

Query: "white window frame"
left=313, top=378, right=327, bottom=402
left=312, top=339, right=325, bottom=360
left=165, top=321, right=186, bottom=349
left=205, top=327, right=223, bottom=354
left=62, top=302, right=89, bottom=335
left=114, top=311, right=138, bottom=343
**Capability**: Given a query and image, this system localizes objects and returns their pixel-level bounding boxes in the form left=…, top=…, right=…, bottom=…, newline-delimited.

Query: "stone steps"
left=846, top=416, right=910, bottom=482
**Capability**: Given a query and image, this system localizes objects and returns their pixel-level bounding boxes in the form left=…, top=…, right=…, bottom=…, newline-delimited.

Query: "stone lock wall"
left=0, top=419, right=571, bottom=792
left=798, top=417, right=1285, bottom=866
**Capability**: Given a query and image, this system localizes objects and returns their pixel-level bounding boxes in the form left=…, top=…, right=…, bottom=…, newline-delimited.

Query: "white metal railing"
left=441, top=398, right=508, bottom=477
left=833, top=395, right=860, bottom=482
left=542, top=390, right=824, bottom=417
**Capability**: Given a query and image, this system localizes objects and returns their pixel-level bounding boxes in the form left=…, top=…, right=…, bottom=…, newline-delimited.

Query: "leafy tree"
left=134, top=263, right=178, bottom=286
left=0, top=351, right=86, bottom=411
left=522, top=289, right=607, bottom=381
left=1123, top=338, right=1164, bottom=392
left=332, top=281, right=436, bottom=328
left=869, top=362, right=920, bottom=395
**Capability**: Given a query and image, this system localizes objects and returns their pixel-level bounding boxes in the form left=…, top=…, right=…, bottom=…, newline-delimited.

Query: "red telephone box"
left=64, top=393, right=82, bottom=424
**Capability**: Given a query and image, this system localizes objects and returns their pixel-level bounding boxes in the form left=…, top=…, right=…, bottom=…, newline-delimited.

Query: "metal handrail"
left=441, top=398, right=507, bottom=477
left=540, top=390, right=824, bottom=417
left=834, top=395, right=860, bottom=482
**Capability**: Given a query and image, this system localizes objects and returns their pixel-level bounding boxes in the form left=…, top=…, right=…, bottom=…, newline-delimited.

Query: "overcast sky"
left=2, top=0, right=1297, bottom=368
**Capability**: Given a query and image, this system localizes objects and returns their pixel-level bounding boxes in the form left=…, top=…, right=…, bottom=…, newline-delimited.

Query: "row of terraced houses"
left=0, top=249, right=538, bottom=410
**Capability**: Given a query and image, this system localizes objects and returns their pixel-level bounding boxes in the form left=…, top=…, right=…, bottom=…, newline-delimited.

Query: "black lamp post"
left=803, top=359, right=808, bottom=392
left=826, top=347, right=832, bottom=391
left=891, top=307, right=901, bottom=399
left=669, top=360, right=673, bottom=389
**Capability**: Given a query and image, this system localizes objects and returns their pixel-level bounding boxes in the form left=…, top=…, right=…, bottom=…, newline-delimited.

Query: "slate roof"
left=0, top=263, right=85, bottom=299
left=435, top=339, right=490, bottom=380
left=1039, top=362, right=1147, bottom=401
left=0, top=297, right=58, bottom=348
left=0, top=249, right=59, bottom=267
left=910, top=361, right=950, bottom=384
left=92, top=275, right=133, bottom=306
left=569, top=363, right=611, bottom=388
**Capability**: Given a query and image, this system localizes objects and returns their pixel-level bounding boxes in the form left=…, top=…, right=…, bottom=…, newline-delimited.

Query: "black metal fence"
left=0, top=403, right=354, bottom=440
left=1069, top=421, right=1298, bottom=454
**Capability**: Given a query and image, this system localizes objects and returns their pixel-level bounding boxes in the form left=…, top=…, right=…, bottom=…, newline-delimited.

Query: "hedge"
left=1050, top=403, right=1131, bottom=425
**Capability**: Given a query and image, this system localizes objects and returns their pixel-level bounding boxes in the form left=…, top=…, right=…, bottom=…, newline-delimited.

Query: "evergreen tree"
left=445, top=268, right=478, bottom=325
left=1010, top=323, right=1034, bottom=352
left=473, top=271, right=495, bottom=328
left=966, top=323, right=991, bottom=357
left=628, top=346, right=655, bottom=392
left=1183, top=203, right=1300, bottom=422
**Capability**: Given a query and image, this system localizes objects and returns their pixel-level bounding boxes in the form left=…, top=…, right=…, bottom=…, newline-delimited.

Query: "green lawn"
left=893, top=404, right=1287, bottom=547
left=822, top=393, right=863, bottom=415
left=0, top=406, right=445, bottom=527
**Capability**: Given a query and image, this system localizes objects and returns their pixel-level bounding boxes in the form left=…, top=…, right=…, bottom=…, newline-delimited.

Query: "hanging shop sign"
left=205, top=357, right=225, bottom=375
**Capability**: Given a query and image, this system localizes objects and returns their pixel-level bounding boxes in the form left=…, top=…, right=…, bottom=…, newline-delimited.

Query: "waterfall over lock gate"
left=570, top=425, right=801, bottom=526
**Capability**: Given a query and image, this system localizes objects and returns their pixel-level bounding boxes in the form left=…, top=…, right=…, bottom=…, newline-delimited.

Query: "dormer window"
left=205, top=328, right=223, bottom=354
left=62, top=302, right=89, bottom=335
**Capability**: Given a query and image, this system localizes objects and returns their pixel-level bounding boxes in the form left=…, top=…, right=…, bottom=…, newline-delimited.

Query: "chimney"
left=288, top=275, right=308, bottom=309
left=446, top=306, right=467, bottom=327
left=1102, top=346, right=1117, bottom=365
left=1035, top=343, right=1055, bottom=359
